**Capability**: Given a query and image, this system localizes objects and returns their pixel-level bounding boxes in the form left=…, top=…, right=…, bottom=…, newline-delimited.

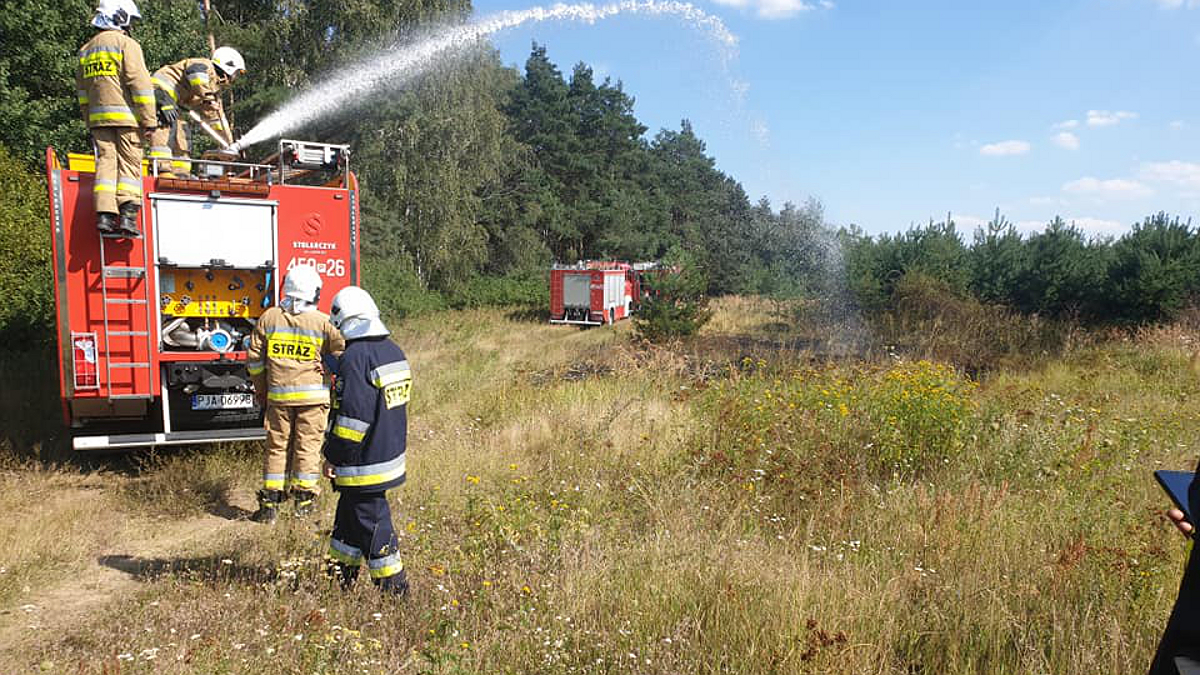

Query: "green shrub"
left=865, top=360, right=976, bottom=473
left=1107, top=213, right=1200, bottom=323
left=0, top=143, right=52, bottom=347
left=0, top=348, right=64, bottom=460
left=967, top=213, right=1026, bottom=305
left=447, top=270, right=548, bottom=309
left=696, top=359, right=977, bottom=494
left=878, top=272, right=1074, bottom=372
left=843, top=220, right=970, bottom=312
left=1012, top=217, right=1110, bottom=318
left=362, top=256, right=446, bottom=321
left=634, top=247, right=712, bottom=342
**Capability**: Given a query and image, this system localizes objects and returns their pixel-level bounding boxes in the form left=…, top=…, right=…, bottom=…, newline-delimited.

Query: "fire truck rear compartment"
left=165, top=361, right=261, bottom=431
left=48, top=142, right=358, bottom=449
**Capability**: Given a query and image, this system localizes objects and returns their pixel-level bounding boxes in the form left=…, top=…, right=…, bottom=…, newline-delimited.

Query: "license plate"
left=191, top=393, right=255, bottom=410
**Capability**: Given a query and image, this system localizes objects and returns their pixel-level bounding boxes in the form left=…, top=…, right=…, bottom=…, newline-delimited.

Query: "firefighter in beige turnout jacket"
left=247, top=265, right=345, bottom=522
left=149, top=47, right=245, bottom=175
left=75, top=0, right=156, bottom=237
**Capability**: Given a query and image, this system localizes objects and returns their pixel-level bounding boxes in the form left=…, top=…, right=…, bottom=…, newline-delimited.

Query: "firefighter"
left=149, top=46, right=246, bottom=176
left=76, top=0, right=156, bottom=237
left=246, top=265, right=345, bottom=523
left=322, top=286, right=410, bottom=595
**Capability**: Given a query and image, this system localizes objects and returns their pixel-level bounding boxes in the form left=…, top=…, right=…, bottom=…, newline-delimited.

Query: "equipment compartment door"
left=604, top=273, right=624, bottom=313
left=152, top=195, right=277, bottom=268
left=563, top=273, right=591, bottom=308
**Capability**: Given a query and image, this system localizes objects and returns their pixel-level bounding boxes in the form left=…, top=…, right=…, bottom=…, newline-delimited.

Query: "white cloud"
left=1054, top=119, right=1079, bottom=130
left=1062, top=176, right=1153, bottom=198
left=1157, top=0, right=1200, bottom=8
left=1052, top=132, right=1080, bottom=150
left=1086, top=110, right=1138, bottom=127
left=979, top=140, right=1031, bottom=157
left=1140, top=160, right=1200, bottom=189
left=711, top=0, right=831, bottom=19
left=1170, top=120, right=1187, bottom=130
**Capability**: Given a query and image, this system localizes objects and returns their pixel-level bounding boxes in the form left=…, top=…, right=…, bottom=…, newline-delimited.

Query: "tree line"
left=843, top=211, right=1200, bottom=325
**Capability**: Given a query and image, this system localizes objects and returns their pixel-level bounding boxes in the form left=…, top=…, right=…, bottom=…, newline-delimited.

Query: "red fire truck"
left=549, top=261, right=659, bottom=326
left=45, top=140, right=359, bottom=450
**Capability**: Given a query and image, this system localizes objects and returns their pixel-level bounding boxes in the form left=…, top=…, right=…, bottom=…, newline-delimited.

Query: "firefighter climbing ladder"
left=97, top=230, right=154, bottom=400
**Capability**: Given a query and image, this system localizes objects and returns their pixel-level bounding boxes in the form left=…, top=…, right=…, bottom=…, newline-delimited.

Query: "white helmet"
left=330, top=286, right=389, bottom=340
left=281, top=265, right=322, bottom=309
left=212, top=46, right=246, bottom=79
left=93, top=0, right=140, bottom=29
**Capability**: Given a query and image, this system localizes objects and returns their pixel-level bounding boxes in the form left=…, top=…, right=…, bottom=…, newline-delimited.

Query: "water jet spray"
left=235, top=0, right=739, bottom=150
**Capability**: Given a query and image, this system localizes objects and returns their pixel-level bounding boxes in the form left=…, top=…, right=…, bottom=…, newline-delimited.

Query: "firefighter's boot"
left=117, top=203, right=141, bottom=237
left=251, top=489, right=284, bottom=524
left=96, top=212, right=119, bottom=235
left=292, top=489, right=317, bottom=518
left=378, top=568, right=410, bottom=598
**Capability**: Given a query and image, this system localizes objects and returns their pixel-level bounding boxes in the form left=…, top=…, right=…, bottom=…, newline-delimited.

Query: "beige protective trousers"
left=263, top=403, right=328, bottom=494
left=147, top=120, right=191, bottom=175
left=91, top=127, right=143, bottom=214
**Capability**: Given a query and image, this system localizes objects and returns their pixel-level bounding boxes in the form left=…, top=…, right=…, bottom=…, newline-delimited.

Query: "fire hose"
left=187, top=109, right=238, bottom=155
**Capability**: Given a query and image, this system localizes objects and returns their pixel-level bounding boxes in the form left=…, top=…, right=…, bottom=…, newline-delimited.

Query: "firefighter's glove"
left=154, top=89, right=178, bottom=127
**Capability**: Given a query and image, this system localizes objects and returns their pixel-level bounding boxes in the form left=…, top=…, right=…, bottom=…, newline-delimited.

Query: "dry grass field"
left=0, top=297, right=1197, bottom=673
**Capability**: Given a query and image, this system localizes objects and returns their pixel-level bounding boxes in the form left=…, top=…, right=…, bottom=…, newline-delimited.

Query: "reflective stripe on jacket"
left=247, top=306, right=346, bottom=407
left=324, top=337, right=410, bottom=494
left=75, top=29, right=155, bottom=129
left=151, top=58, right=231, bottom=143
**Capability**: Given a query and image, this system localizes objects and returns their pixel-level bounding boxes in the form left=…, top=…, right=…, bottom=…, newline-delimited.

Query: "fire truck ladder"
left=98, top=232, right=154, bottom=401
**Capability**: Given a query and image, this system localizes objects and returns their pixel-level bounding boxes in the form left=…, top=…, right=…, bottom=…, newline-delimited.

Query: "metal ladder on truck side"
left=98, top=230, right=154, bottom=401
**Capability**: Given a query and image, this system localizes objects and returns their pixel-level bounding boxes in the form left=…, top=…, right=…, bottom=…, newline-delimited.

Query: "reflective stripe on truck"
left=74, top=428, right=266, bottom=450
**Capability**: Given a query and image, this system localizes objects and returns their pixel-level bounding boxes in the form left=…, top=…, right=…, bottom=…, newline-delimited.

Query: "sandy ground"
left=0, top=483, right=259, bottom=661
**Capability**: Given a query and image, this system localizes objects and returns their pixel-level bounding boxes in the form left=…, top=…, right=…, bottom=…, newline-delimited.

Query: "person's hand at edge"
left=1168, top=508, right=1194, bottom=537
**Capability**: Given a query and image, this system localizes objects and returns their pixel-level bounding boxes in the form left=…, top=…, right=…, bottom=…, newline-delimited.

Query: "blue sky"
left=469, top=0, right=1200, bottom=236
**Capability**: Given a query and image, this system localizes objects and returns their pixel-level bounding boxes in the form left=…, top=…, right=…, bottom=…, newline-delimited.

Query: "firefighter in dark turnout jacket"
left=1149, top=460, right=1200, bottom=674
left=322, top=286, right=410, bottom=594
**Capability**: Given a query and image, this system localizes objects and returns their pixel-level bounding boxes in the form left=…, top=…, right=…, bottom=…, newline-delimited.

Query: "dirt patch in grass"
left=0, top=504, right=257, bottom=664
left=525, top=359, right=615, bottom=385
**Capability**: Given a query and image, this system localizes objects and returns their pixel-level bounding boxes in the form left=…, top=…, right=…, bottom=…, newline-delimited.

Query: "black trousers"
left=327, top=491, right=407, bottom=593
left=1150, top=472, right=1200, bottom=674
